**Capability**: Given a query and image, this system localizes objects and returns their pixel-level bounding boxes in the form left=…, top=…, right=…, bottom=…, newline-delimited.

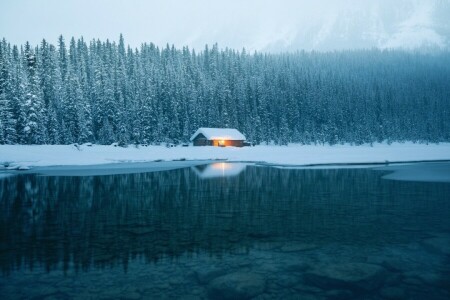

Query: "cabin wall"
left=192, top=133, right=212, bottom=146
left=193, top=139, right=211, bottom=146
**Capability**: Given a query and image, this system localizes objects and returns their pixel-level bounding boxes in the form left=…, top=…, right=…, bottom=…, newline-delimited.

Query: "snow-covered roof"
left=190, top=128, right=246, bottom=141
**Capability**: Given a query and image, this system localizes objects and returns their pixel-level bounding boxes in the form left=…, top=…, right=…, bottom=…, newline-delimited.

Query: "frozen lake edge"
left=1, top=143, right=450, bottom=181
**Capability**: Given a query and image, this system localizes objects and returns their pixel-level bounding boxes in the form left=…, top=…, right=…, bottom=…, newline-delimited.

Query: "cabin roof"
left=190, top=128, right=246, bottom=141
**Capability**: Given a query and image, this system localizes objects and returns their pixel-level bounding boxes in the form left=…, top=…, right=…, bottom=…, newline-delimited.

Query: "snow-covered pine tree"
left=0, top=40, right=17, bottom=144
left=22, top=42, right=46, bottom=144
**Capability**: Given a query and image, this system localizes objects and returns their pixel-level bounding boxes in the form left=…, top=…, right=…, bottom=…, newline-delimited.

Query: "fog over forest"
left=1, top=0, right=449, bottom=52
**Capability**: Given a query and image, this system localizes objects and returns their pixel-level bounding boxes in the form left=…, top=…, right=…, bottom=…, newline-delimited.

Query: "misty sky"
left=1, top=0, right=449, bottom=52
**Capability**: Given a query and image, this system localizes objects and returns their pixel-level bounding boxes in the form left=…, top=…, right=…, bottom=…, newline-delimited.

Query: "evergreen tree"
left=0, top=40, right=17, bottom=144
left=22, top=42, right=46, bottom=144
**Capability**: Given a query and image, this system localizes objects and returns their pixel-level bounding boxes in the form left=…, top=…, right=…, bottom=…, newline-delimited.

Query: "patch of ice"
left=376, top=162, right=450, bottom=183
left=25, top=161, right=210, bottom=177
left=0, top=173, right=15, bottom=180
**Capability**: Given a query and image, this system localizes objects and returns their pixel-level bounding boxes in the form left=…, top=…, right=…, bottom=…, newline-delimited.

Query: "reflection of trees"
left=1, top=167, right=450, bottom=274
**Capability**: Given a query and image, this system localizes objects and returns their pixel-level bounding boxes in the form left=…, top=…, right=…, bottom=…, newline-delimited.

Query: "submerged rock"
left=122, top=291, right=142, bottom=300
left=325, top=289, right=353, bottom=299
left=36, top=286, right=59, bottom=298
left=292, top=283, right=322, bottom=294
left=284, top=262, right=310, bottom=272
left=404, top=271, right=441, bottom=286
left=380, top=286, right=406, bottom=299
left=273, top=274, right=301, bottom=288
left=280, top=243, right=318, bottom=252
left=194, top=266, right=227, bottom=284
left=305, top=263, right=386, bottom=291
left=207, top=272, right=266, bottom=300
left=422, top=237, right=450, bottom=256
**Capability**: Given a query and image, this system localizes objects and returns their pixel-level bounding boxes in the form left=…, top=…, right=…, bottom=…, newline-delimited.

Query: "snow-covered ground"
left=1, top=143, right=450, bottom=169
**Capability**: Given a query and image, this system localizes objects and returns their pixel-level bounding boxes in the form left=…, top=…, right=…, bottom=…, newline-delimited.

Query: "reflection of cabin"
left=192, top=163, right=247, bottom=178
left=190, top=128, right=246, bottom=147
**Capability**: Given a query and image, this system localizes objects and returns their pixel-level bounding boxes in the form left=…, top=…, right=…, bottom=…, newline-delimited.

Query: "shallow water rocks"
left=35, top=286, right=59, bottom=298
left=380, top=286, right=406, bottom=299
left=404, top=271, right=441, bottom=286
left=122, top=291, right=142, bottom=300
left=273, top=274, right=300, bottom=288
left=207, top=272, right=266, bottom=300
left=325, top=289, right=353, bottom=299
left=280, top=242, right=318, bottom=252
left=194, top=266, right=227, bottom=284
left=305, top=263, right=386, bottom=291
left=284, top=262, right=310, bottom=272
left=422, top=237, right=450, bottom=255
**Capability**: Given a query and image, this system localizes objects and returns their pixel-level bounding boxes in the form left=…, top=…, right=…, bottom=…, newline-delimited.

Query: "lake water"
left=1, top=162, right=450, bottom=299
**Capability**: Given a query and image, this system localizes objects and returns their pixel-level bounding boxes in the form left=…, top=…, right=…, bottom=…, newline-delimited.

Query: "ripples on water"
left=0, top=163, right=449, bottom=299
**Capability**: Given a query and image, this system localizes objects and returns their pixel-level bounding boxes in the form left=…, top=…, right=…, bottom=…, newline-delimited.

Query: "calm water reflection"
left=1, top=163, right=450, bottom=299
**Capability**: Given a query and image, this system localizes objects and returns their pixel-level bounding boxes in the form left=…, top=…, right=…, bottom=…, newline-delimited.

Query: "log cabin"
left=190, top=128, right=246, bottom=147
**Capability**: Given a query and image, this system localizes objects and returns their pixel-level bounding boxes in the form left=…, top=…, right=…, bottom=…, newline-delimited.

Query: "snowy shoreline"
left=1, top=143, right=450, bottom=169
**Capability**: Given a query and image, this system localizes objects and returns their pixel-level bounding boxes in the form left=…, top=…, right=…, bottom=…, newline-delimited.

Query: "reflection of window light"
left=192, top=163, right=248, bottom=179
left=211, top=162, right=232, bottom=170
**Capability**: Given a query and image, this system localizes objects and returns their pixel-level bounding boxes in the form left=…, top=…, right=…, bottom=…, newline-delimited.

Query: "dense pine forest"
left=0, top=35, right=449, bottom=146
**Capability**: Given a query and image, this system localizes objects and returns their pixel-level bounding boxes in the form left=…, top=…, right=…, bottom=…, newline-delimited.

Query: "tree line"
left=0, top=35, right=449, bottom=145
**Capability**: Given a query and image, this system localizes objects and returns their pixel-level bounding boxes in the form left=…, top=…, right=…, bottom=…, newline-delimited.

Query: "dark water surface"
left=1, top=163, right=450, bottom=299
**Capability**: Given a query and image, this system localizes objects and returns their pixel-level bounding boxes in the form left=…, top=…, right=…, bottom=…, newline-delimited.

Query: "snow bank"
left=1, top=143, right=450, bottom=169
